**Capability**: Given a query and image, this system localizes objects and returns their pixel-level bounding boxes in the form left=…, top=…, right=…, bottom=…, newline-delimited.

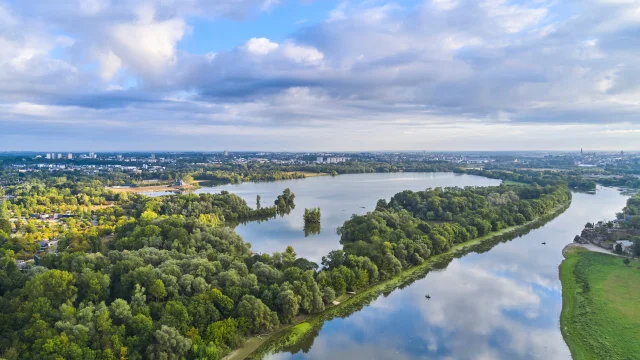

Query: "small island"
left=303, top=208, right=321, bottom=224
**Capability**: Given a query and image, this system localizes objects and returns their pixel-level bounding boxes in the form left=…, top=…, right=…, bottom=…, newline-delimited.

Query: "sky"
left=1, top=0, right=640, bottom=152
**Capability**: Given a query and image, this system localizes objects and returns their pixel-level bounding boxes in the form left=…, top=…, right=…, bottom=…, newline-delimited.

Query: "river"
left=261, top=186, right=628, bottom=360
left=146, top=173, right=628, bottom=359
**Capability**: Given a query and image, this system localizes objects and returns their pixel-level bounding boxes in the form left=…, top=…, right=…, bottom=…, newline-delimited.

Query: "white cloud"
left=97, top=50, right=122, bottom=81
left=431, top=0, right=459, bottom=11
left=282, top=42, right=324, bottom=64
left=109, top=15, right=186, bottom=80
left=9, top=102, right=60, bottom=117
left=80, top=0, right=110, bottom=15
left=244, top=37, right=279, bottom=55
left=480, top=0, right=547, bottom=33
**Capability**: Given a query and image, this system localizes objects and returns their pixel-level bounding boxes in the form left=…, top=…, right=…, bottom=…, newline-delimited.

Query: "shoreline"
left=559, top=246, right=640, bottom=359
left=107, top=173, right=328, bottom=194
left=107, top=184, right=199, bottom=193
left=226, top=199, right=572, bottom=360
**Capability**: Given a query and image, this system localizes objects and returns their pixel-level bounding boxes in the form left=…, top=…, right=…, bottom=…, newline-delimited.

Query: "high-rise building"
left=57, top=153, right=62, bottom=159
left=223, top=150, right=229, bottom=156
left=67, top=153, right=73, bottom=160
left=45, top=153, right=52, bottom=159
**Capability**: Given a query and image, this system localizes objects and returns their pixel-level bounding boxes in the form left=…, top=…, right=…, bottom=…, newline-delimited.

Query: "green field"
left=503, top=180, right=527, bottom=186
left=560, top=248, right=640, bottom=360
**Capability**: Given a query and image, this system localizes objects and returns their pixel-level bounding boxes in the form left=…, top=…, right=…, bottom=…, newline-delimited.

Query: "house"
left=174, top=179, right=187, bottom=186
left=614, top=240, right=634, bottom=255
left=16, top=260, right=28, bottom=271
left=39, top=239, right=58, bottom=253
left=39, top=240, right=50, bottom=252
left=48, top=239, right=59, bottom=253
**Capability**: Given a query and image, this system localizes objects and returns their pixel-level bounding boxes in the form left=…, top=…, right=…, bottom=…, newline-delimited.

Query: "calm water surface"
left=146, top=172, right=500, bottom=262
left=263, top=186, right=628, bottom=360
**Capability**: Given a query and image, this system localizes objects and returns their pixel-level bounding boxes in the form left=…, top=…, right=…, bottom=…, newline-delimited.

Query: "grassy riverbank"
left=226, top=200, right=571, bottom=360
left=560, top=248, right=640, bottom=360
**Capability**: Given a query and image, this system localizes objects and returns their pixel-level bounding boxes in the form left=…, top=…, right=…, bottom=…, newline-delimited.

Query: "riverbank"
left=283, top=171, right=328, bottom=178
left=225, top=199, right=572, bottom=360
left=107, top=184, right=199, bottom=193
left=559, top=247, right=640, bottom=360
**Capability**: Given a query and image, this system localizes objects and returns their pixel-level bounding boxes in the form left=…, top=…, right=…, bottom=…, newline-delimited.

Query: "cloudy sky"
left=1, top=0, right=639, bottom=151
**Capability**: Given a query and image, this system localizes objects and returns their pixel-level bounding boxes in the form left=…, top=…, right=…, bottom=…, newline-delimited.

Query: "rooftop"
left=615, top=240, right=634, bottom=247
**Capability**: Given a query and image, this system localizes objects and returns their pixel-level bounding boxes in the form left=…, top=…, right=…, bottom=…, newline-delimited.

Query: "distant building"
left=174, top=179, right=187, bottom=186
left=223, top=150, right=229, bottom=156
left=45, top=153, right=52, bottom=159
left=67, top=153, right=73, bottom=160
left=316, top=156, right=348, bottom=164
left=57, top=153, right=62, bottom=159
left=615, top=240, right=634, bottom=255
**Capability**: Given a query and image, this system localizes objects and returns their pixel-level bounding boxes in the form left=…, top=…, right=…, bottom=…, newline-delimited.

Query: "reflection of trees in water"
left=225, top=214, right=277, bottom=229
left=275, top=205, right=567, bottom=356
left=283, top=326, right=324, bottom=355
left=304, top=223, right=321, bottom=237
left=225, top=204, right=296, bottom=228
left=277, top=204, right=294, bottom=217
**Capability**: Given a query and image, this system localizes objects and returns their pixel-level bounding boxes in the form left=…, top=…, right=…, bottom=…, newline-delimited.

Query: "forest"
left=0, top=175, right=570, bottom=359
left=338, top=184, right=570, bottom=271
left=459, top=168, right=597, bottom=191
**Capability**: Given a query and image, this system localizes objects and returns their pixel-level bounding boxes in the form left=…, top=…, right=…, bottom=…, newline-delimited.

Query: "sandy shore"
left=108, top=185, right=197, bottom=193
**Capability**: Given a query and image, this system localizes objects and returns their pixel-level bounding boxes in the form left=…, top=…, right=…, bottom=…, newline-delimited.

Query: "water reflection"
left=144, top=172, right=501, bottom=262
left=264, top=187, right=628, bottom=360
left=303, top=223, right=321, bottom=237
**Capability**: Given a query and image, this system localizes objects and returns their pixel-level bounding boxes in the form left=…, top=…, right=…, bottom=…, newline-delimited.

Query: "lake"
left=146, top=172, right=501, bottom=262
left=261, top=186, right=628, bottom=360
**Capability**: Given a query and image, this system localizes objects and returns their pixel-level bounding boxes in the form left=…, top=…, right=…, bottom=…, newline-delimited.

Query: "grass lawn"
left=503, top=180, right=527, bottom=186
left=560, top=248, right=640, bottom=360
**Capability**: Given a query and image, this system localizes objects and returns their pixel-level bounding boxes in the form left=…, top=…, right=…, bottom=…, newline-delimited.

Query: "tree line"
left=0, top=182, right=569, bottom=359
